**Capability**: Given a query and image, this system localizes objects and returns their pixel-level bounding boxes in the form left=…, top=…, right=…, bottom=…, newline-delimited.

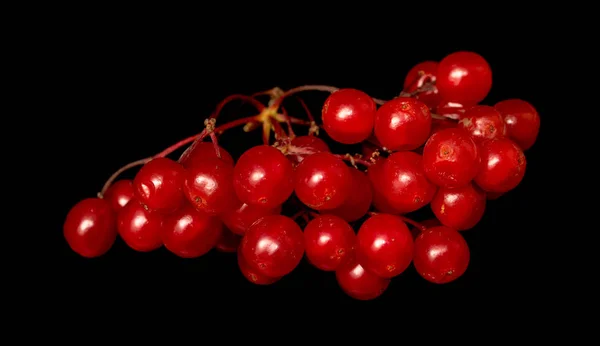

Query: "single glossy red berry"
left=356, top=213, right=413, bottom=278
left=215, top=228, right=241, bottom=253
left=161, top=203, right=222, bottom=258
left=183, top=157, right=238, bottom=215
left=458, top=105, right=506, bottom=144
left=410, top=218, right=441, bottom=239
left=287, top=136, right=330, bottom=164
left=435, top=101, right=466, bottom=120
left=219, top=200, right=282, bottom=236
left=240, top=215, right=304, bottom=278
left=233, top=145, right=295, bottom=209
left=423, top=127, right=480, bottom=188
left=431, top=183, right=486, bottom=231
left=474, top=138, right=526, bottom=193
left=436, top=51, right=492, bottom=106
left=303, top=214, right=356, bottom=271
left=413, top=226, right=470, bottom=284
left=133, top=157, right=186, bottom=212
left=322, top=88, right=377, bottom=144
left=403, top=61, right=441, bottom=109
left=294, top=152, right=351, bottom=210
left=103, top=179, right=134, bottom=212
left=494, top=99, right=540, bottom=150
left=117, top=198, right=163, bottom=252
left=237, top=250, right=281, bottom=285
left=374, top=97, right=432, bottom=151
left=325, top=168, right=372, bottom=222
left=64, top=198, right=117, bottom=258
left=335, top=253, right=390, bottom=300
left=179, top=140, right=234, bottom=168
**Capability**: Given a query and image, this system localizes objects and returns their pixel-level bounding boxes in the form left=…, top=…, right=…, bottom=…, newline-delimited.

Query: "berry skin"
left=133, top=157, right=186, bottom=212
left=240, top=215, right=304, bottom=278
left=410, top=218, right=441, bottom=239
left=335, top=253, right=390, bottom=300
left=368, top=151, right=437, bottom=214
left=423, top=127, right=480, bottom=188
left=179, top=140, right=234, bottom=168
left=303, top=214, right=356, bottom=271
left=219, top=201, right=282, bottom=236
left=161, top=203, right=223, bottom=258
left=233, top=145, right=295, bottom=209
left=430, top=118, right=456, bottom=136
left=321, top=88, right=377, bottom=144
left=325, top=168, right=372, bottom=222
left=64, top=198, right=117, bottom=258
left=413, top=226, right=470, bottom=284
left=374, top=97, right=432, bottom=151
left=494, top=99, right=540, bottom=150
left=215, top=228, right=241, bottom=253
left=431, top=183, right=486, bottom=231
left=237, top=250, right=281, bottom=285
left=474, top=138, right=526, bottom=193
left=356, top=213, right=414, bottom=278
left=103, top=179, right=135, bottom=212
left=458, top=105, right=506, bottom=144
left=294, top=152, right=351, bottom=210
left=288, top=136, right=330, bottom=164
left=116, top=198, right=163, bottom=252
left=436, top=51, right=493, bottom=106
left=403, top=61, right=441, bottom=109
left=183, top=157, right=238, bottom=215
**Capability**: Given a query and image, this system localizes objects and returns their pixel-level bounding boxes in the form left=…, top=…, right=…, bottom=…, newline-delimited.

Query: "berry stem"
left=431, top=113, right=457, bottom=121
left=281, top=107, right=296, bottom=138
left=334, top=154, right=372, bottom=167
left=98, top=158, right=151, bottom=197
left=212, top=94, right=265, bottom=119
left=296, top=97, right=315, bottom=122
left=368, top=211, right=426, bottom=231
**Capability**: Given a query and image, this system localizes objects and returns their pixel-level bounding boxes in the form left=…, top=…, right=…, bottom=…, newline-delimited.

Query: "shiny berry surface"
left=458, top=105, right=506, bottom=144
left=219, top=201, right=282, bottom=236
left=294, top=152, right=351, bottom=210
left=335, top=253, right=390, bottom=300
left=436, top=51, right=492, bottom=106
left=494, top=99, right=540, bottom=150
left=325, top=168, right=372, bottom=222
left=403, top=61, right=441, bottom=109
left=356, top=213, right=413, bottom=278
left=215, top=228, right=241, bottom=253
left=303, top=214, right=356, bottom=271
left=288, top=136, right=330, bottom=164
left=237, top=250, right=281, bottom=285
left=64, top=198, right=117, bottom=258
left=431, top=183, right=486, bottom=231
left=183, top=157, right=238, bottom=215
left=422, top=127, right=480, bottom=188
left=413, top=226, right=470, bottom=284
left=474, top=138, right=527, bottom=193
left=117, top=198, right=163, bottom=252
left=133, top=157, right=186, bottom=212
left=233, top=145, right=295, bottom=209
left=321, top=88, right=377, bottom=144
left=240, top=215, right=304, bottom=278
left=103, top=179, right=134, bottom=212
left=179, top=140, right=234, bottom=168
left=374, top=97, right=432, bottom=151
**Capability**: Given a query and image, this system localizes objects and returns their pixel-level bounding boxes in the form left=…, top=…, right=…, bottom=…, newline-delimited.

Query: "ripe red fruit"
left=374, top=97, right=432, bottom=151
left=403, top=60, right=441, bottom=109
left=133, top=157, right=186, bottom=212
left=494, top=99, right=540, bottom=150
left=436, top=51, right=493, bottom=106
left=458, top=105, right=506, bottom=144
left=474, top=138, right=526, bottom=193
left=410, top=218, right=441, bottom=239
left=116, top=199, right=163, bottom=252
left=413, top=226, right=470, bottom=284
left=179, top=140, right=234, bottom=168
left=233, top=145, right=295, bottom=209
left=335, top=254, right=390, bottom=300
left=325, top=168, right=372, bottom=222
left=288, top=136, right=330, bottom=164
left=430, top=118, right=456, bottom=136
left=368, top=151, right=437, bottom=214
left=237, top=250, right=281, bottom=285
left=161, top=203, right=223, bottom=258
left=183, top=157, right=238, bottom=215
left=303, top=214, right=356, bottom=271
left=103, top=179, right=134, bottom=211
left=219, top=201, right=282, bottom=236
left=431, top=183, right=486, bottom=231
left=321, top=88, right=377, bottom=144
left=215, top=228, right=241, bottom=253
left=356, top=213, right=413, bottom=278
left=240, top=215, right=304, bottom=278
left=294, top=152, right=351, bottom=210
left=423, top=127, right=480, bottom=188
left=64, top=198, right=117, bottom=258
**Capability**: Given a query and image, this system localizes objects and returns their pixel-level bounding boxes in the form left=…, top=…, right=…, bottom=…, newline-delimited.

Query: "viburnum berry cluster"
left=64, top=51, right=540, bottom=300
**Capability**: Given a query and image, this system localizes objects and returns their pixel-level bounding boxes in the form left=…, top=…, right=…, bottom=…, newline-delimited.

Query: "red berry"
left=494, top=99, right=540, bottom=150
left=356, top=213, right=413, bottom=278
left=325, top=168, right=372, bottom=222
left=436, top=51, right=493, bottom=106
left=288, top=136, right=330, bottom=164
left=321, top=88, right=377, bottom=144
left=431, top=183, right=486, bottom=231
left=233, top=145, right=295, bottom=209
left=458, top=105, right=506, bottom=144
left=116, top=198, right=163, bottom=252
left=374, top=97, right=432, bottom=151
left=361, top=139, right=382, bottom=162
left=179, top=140, right=234, bottom=168
left=423, top=128, right=480, bottom=188
left=237, top=250, right=281, bottom=285
left=240, top=215, right=304, bottom=278
left=183, top=157, right=238, bottom=215
left=435, top=101, right=466, bottom=120
left=161, top=203, right=222, bottom=258
left=303, top=214, right=356, bottom=271
left=430, top=118, right=456, bottom=136
left=133, top=157, right=186, bottom=212
left=413, top=226, right=470, bottom=284
left=219, top=201, right=282, bottom=236
left=64, top=198, right=117, bottom=258
left=215, top=228, right=241, bottom=253
left=368, top=151, right=437, bottom=214
left=294, top=152, right=351, bottom=210
left=403, top=60, right=441, bottom=109
left=474, top=138, right=526, bottom=193
left=335, top=253, right=390, bottom=300
left=103, top=179, right=134, bottom=212
left=410, top=218, right=441, bottom=239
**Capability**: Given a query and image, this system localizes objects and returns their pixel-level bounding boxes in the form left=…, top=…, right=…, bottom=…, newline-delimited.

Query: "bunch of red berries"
left=64, top=51, right=540, bottom=300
